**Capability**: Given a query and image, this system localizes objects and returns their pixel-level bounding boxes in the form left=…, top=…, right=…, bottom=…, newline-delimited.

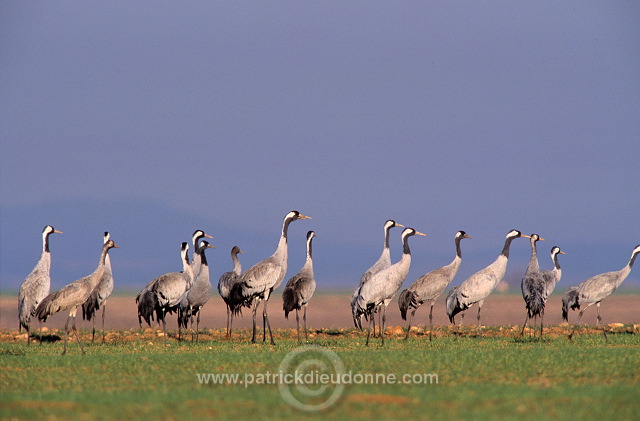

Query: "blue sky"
left=1, top=2, right=639, bottom=293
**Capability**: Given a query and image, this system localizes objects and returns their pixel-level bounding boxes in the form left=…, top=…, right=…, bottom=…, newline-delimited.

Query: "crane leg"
left=162, top=308, right=167, bottom=346
left=596, top=303, right=608, bottom=342
left=405, top=308, right=416, bottom=341
left=251, top=300, right=259, bottom=343
left=540, top=312, right=544, bottom=337
left=195, top=310, right=201, bottom=342
left=455, top=312, right=465, bottom=339
left=71, top=315, right=85, bottom=355
left=519, top=314, right=529, bottom=336
left=369, top=308, right=376, bottom=338
left=225, top=306, right=230, bottom=339
left=91, top=313, right=96, bottom=343
left=365, top=311, right=373, bottom=346
left=63, top=315, right=71, bottom=355
left=295, top=309, right=301, bottom=344
left=229, top=310, right=234, bottom=340
left=568, top=308, right=587, bottom=341
left=303, top=305, right=308, bottom=343
left=371, top=307, right=377, bottom=338
left=380, top=305, right=386, bottom=347
left=476, top=301, right=483, bottom=336
left=102, top=303, right=107, bottom=344
left=429, top=302, right=435, bottom=342
left=263, top=298, right=275, bottom=345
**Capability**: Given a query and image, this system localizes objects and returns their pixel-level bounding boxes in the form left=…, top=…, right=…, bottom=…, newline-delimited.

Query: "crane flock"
left=16, top=213, right=639, bottom=353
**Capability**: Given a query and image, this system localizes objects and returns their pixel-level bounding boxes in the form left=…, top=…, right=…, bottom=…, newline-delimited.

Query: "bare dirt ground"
left=2, top=292, right=638, bottom=334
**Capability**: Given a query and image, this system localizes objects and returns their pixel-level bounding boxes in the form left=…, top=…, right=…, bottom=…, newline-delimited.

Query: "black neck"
left=455, top=237, right=462, bottom=259
left=501, top=237, right=514, bottom=258
left=200, top=249, right=209, bottom=267
left=403, top=236, right=411, bottom=255
left=384, top=226, right=391, bottom=250
left=553, top=253, right=561, bottom=270
left=282, top=218, right=291, bottom=244
left=43, top=234, right=50, bottom=253
left=629, top=252, right=638, bottom=269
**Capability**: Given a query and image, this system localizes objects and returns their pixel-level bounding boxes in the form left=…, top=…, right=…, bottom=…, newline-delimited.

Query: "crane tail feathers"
left=562, top=287, right=580, bottom=322
left=398, top=289, right=412, bottom=321
left=524, top=282, right=546, bottom=319
left=446, top=287, right=464, bottom=323
left=82, top=294, right=99, bottom=321
left=282, top=287, right=297, bottom=320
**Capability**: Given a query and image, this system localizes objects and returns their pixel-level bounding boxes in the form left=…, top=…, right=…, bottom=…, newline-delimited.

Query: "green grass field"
left=1, top=327, right=639, bottom=420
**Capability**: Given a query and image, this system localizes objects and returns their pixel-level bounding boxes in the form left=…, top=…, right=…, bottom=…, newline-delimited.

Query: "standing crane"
left=18, top=225, right=62, bottom=344
left=542, top=246, right=565, bottom=299
left=35, top=238, right=118, bottom=354
left=82, top=232, right=115, bottom=343
left=519, top=234, right=546, bottom=336
left=354, top=227, right=426, bottom=346
left=230, top=210, right=311, bottom=345
left=151, top=242, right=193, bottom=342
left=178, top=240, right=215, bottom=341
left=399, top=230, right=471, bottom=341
left=135, top=230, right=211, bottom=329
left=218, top=246, right=243, bottom=339
left=283, top=231, right=317, bottom=343
left=188, top=229, right=213, bottom=284
left=563, top=244, right=640, bottom=341
left=446, top=230, right=530, bottom=333
left=351, top=220, right=403, bottom=335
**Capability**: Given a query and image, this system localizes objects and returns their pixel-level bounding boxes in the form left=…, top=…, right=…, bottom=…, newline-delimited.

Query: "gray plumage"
left=189, top=229, right=213, bottom=283
left=565, top=244, right=640, bottom=341
left=218, top=246, right=243, bottom=339
left=399, top=230, right=471, bottom=341
left=82, top=232, right=115, bottom=343
left=283, top=231, right=317, bottom=343
left=350, top=219, right=403, bottom=331
left=542, top=246, right=565, bottom=300
left=519, top=234, right=546, bottom=336
left=446, top=230, right=529, bottom=329
left=35, top=239, right=118, bottom=354
left=17, top=225, right=62, bottom=342
left=354, top=227, right=426, bottom=346
left=230, top=210, right=311, bottom=344
left=178, top=240, right=215, bottom=341
left=151, top=242, right=193, bottom=341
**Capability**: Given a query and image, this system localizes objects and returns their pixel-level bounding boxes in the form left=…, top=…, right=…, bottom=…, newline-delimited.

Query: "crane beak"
left=396, top=223, right=405, bottom=228
left=54, top=230, right=63, bottom=234
left=464, top=234, right=472, bottom=239
left=559, top=250, right=566, bottom=255
left=521, top=234, right=531, bottom=238
left=204, top=234, right=214, bottom=239
left=539, top=237, right=546, bottom=241
left=298, top=214, right=312, bottom=220
left=414, top=231, right=427, bottom=237
left=206, top=244, right=215, bottom=249
left=112, top=243, right=119, bottom=248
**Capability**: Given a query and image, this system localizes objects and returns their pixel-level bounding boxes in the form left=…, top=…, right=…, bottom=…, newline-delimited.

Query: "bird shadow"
left=32, top=333, right=62, bottom=343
